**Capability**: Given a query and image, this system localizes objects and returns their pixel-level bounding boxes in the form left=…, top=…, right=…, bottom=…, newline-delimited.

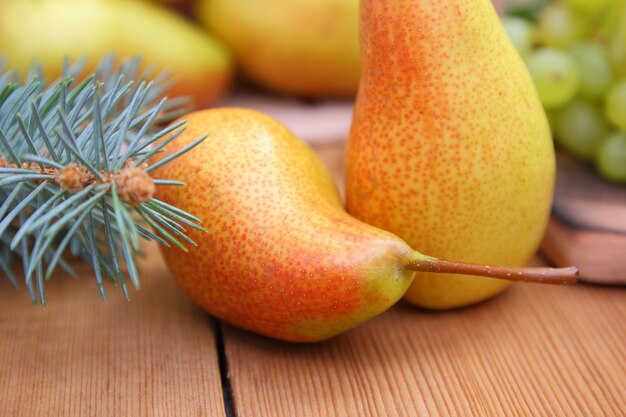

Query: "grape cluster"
left=502, top=0, right=626, bottom=183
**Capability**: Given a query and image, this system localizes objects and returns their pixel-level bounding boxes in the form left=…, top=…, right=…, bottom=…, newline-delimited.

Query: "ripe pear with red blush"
left=347, top=0, right=557, bottom=309
left=152, top=108, right=576, bottom=342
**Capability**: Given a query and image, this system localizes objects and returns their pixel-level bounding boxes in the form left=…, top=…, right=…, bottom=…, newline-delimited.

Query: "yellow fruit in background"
left=139, top=0, right=194, bottom=16
left=0, top=0, right=232, bottom=109
left=142, top=0, right=189, bottom=4
left=196, top=0, right=360, bottom=98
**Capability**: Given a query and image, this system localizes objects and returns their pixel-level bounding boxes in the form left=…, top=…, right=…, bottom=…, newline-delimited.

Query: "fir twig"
left=0, top=56, right=202, bottom=305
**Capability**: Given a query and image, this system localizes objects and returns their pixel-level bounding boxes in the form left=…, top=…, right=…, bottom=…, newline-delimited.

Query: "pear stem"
left=404, top=256, right=579, bottom=285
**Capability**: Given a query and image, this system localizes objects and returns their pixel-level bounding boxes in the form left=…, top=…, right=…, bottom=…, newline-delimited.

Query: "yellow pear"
left=195, top=0, right=360, bottom=97
left=0, top=0, right=232, bottom=109
left=151, top=108, right=575, bottom=341
left=139, top=0, right=194, bottom=16
left=346, top=0, right=556, bottom=309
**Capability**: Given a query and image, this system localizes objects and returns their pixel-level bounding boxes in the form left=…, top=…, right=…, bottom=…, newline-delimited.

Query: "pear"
left=195, top=0, right=360, bottom=97
left=346, top=0, right=557, bottom=309
left=140, top=0, right=195, bottom=17
left=152, top=108, right=575, bottom=342
left=0, top=0, right=232, bottom=109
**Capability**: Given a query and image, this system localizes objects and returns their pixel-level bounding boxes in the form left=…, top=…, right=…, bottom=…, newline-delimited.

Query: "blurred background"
left=3, top=0, right=622, bottom=174
left=0, top=0, right=624, bottom=161
left=0, top=0, right=625, bottom=283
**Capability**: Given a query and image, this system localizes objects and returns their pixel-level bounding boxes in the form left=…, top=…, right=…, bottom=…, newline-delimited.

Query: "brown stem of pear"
left=404, top=253, right=579, bottom=285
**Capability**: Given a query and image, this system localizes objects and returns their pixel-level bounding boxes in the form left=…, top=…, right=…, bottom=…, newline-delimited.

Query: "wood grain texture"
left=1, top=140, right=624, bottom=417
left=541, top=153, right=626, bottom=285
left=223, top=283, right=626, bottom=417
left=222, top=141, right=626, bottom=417
left=542, top=217, right=626, bottom=285
left=0, top=243, right=225, bottom=417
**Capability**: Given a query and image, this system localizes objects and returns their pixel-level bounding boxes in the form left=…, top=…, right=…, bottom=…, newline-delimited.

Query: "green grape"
left=569, top=42, right=614, bottom=99
left=554, top=99, right=609, bottom=159
left=526, top=48, right=581, bottom=109
left=507, top=0, right=550, bottom=19
left=609, top=37, right=626, bottom=78
left=563, top=0, right=612, bottom=15
left=537, top=3, right=587, bottom=48
left=603, top=1, right=626, bottom=77
left=605, top=81, right=626, bottom=131
left=507, top=0, right=547, bottom=11
left=501, top=16, right=537, bottom=57
left=595, top=132, right=626, bottom=183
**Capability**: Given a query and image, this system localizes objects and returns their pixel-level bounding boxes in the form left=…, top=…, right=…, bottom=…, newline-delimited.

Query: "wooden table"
left=1, top=142, right=625, bottom=416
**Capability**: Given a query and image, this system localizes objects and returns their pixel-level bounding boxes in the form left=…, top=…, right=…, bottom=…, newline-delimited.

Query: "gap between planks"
left=0, top=243, right=228, bottom=417
left=214, top=318, right=237, bottom=417
left=220, top=283, right=626, bottom=417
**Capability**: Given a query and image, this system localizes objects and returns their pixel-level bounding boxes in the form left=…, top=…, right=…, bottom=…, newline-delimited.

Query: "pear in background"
left=346, top=0, right=556, bottom=309
left=140, top=0, right=195, bottom=17
left=152, top=108, right=575, bottom=342
left=195, top=0, right=360, bottom=98
left=0, top=0, right=232, bottom=109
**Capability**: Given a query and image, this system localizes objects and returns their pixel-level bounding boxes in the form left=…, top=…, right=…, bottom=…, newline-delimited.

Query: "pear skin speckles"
left=347, top=0, right=555, bottom=309
left=152, top=108, right=414, bottom=342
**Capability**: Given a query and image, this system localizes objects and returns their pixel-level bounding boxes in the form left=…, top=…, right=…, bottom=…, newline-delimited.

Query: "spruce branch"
left=0, top=56, right=204, bottom=305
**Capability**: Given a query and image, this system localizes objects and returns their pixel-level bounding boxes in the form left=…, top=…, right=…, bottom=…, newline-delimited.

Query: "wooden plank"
left=551, top=153, right=626, bottom=234
left=0, top=243, right=226, bottom=417
left=0, top=131, right=619, bottom=416
left=542, top=217, right=626, bottom=285
left=223, top=141, right=625, bottom=416
left=223, top=283, right=626, bottom=417
left=541, top=153, right=626, bottom=285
